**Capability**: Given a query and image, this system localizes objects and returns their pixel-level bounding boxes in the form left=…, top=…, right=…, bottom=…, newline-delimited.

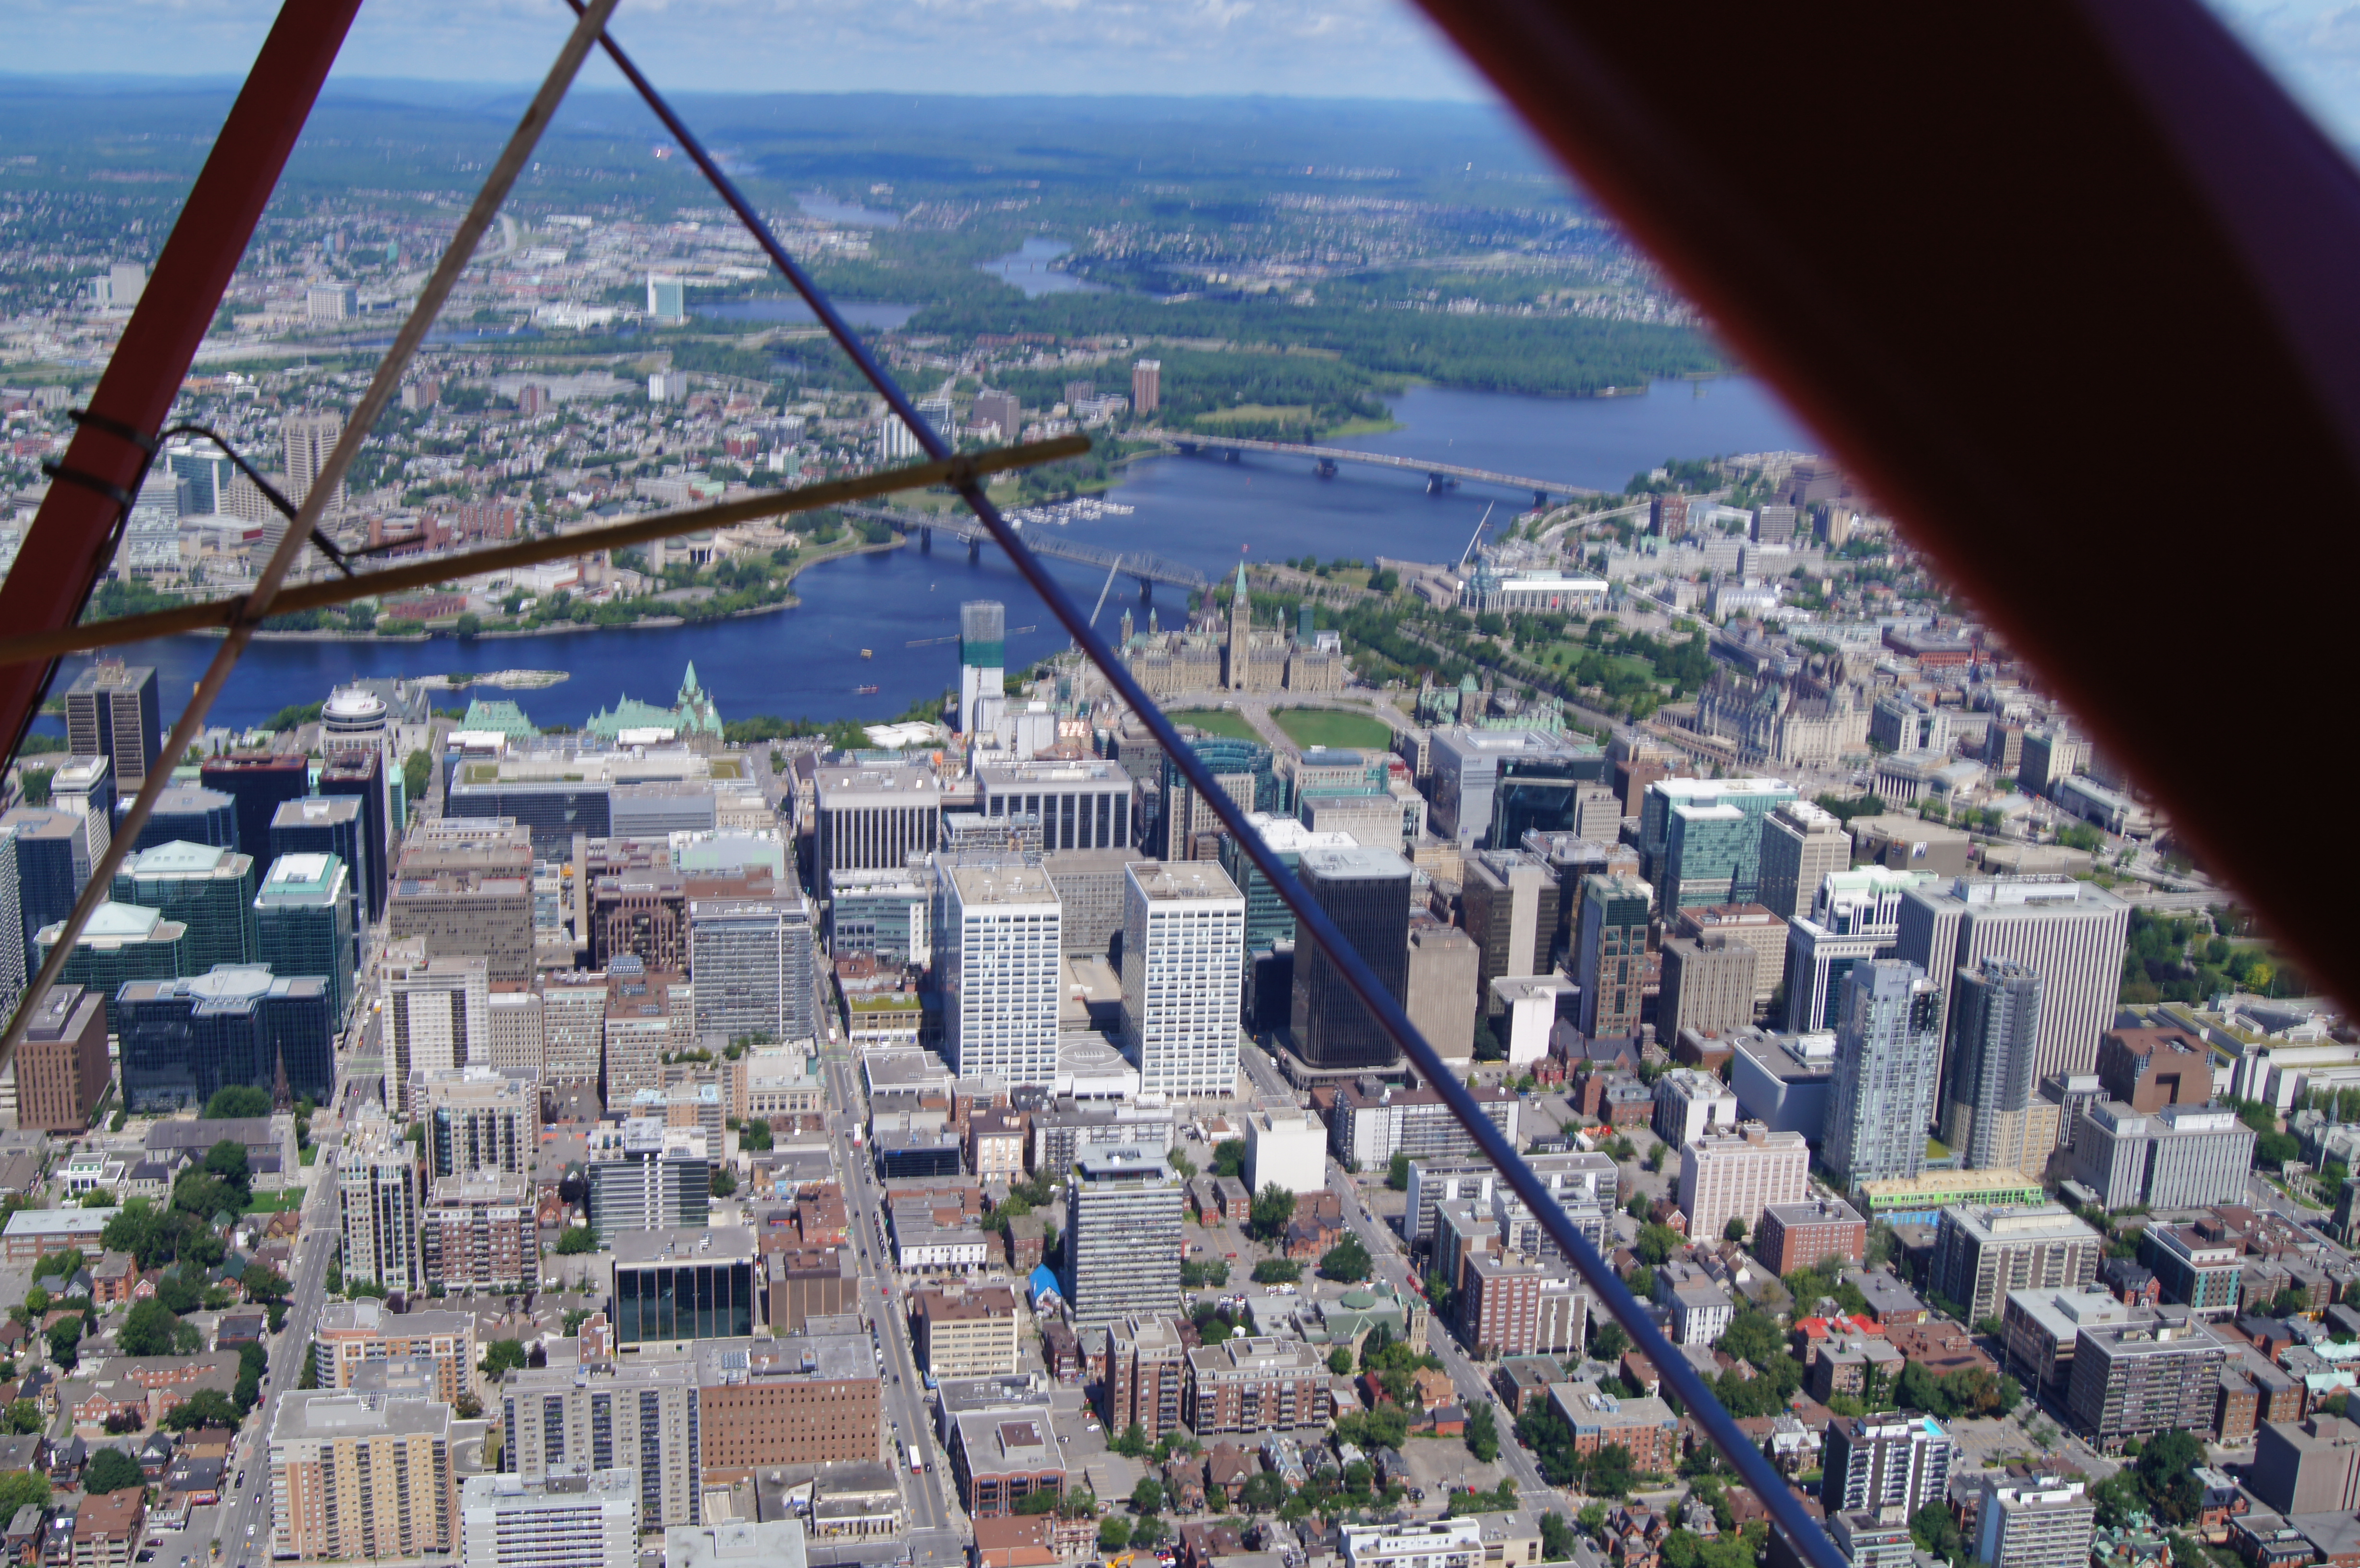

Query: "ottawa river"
left=44, top=376, right=1810, bottom=737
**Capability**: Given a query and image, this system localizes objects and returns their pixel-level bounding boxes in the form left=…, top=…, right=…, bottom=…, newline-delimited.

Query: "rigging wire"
left=564, top=12, right=1853, bottom=1564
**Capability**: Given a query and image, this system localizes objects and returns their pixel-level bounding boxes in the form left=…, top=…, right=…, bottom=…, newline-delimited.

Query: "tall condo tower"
left=959, top=600, right=1006, bottom=735
left=1823, top=958, right=1945, bottom=1188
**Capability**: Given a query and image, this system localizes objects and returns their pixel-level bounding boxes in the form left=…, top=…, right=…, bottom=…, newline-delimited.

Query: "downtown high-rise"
left=1823, top=959, right=1945, bottom=1188
left=1121, top=861, right=1245, bottom=1099
left=1894, top=876, right=2129, bottom=1081
left=1942, top=957, right=2048, bottom=1173
left=940, top=863, right=1061, bottom=1085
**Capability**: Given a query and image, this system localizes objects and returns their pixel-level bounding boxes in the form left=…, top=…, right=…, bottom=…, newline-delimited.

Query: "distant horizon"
left=0, top=72, right=1510, bottom=109
left=0, top=0, right=1498, bottom=103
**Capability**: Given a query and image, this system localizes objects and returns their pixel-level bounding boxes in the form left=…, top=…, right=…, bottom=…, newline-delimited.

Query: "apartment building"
left=2064, top=1317, right=2227, bottom=1449
left=459, top=1470, right=637, bottom=1568
left=269, top=1391, right=457, bottom=1560
left=1929, top=1204, right=2103, bottom=1325
left=1976, top=1476, right=2096, bottom=1568
left=910, top=1286, right=1021, bottom=1379
left=420, top=1172, right=537, bottom=1294
left=1677, top=1123, right=1810, bottom=1245
left=311, top=1300, right=478, bottom=1404
left=499, top=1358, right=703, bottom=1528
left=1102, top=1315, right=1188, bottom=1443
left=1183, top=1336, right=1331, bottom=1435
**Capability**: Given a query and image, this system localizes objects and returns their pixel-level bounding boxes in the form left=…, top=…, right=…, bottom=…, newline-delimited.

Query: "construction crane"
left=904, top=625, right=1035, bottom=648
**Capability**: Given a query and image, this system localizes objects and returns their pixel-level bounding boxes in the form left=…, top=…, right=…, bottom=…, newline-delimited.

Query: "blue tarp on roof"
left=1028, top=1264, right=1061, bottom=1305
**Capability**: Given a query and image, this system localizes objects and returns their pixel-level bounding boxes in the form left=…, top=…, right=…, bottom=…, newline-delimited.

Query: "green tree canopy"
left=553, top=1226, right=599, bottom=1255
left=481, top=1339, right=530, bottom=1379
left=162, top=1388, right=242, bottom=1432
left=204, top=1086, right=273, bottom=1120
left=240, top=1262, right=291, bottom=1305
left=0, top=1471, right=49, bottom=1519
left=119, top=1298, right=185, bottom=1357
left=204, top=1139, right=252, bottom=1191
left=82, top=1449, right=143, bottom=1494
left=1248, top=1183, right=1295, bottom=1241
left=1465, top=1402, right=1499, bottom=1463
left=1320, top=1236, right=1373, bottom=1282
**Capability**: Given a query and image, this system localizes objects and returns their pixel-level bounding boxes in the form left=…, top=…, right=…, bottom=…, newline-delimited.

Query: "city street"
left=209, top=1128, right=344, bottom=1568
left=1323, top=1158, right=1558, bottom=1506
left=822, top=1054, right=963, bottom=1568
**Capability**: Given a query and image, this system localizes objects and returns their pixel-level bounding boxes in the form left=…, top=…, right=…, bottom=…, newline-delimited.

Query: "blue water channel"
left=48, top=377, right=1811, bottom=736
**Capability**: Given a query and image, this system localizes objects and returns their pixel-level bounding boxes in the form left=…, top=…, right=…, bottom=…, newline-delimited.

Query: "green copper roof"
left=459, top=698, right=538, bottom=741
left=585, top=662, right=723, bottom=739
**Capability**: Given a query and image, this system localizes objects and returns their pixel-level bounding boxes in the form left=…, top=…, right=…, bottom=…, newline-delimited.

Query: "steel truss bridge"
left=840, top=505, right=1210, bottom=592
left=1138, top=428, right=1601, bottom=503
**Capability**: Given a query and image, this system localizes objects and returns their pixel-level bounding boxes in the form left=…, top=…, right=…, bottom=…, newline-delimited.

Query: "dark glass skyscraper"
left=201, top=751, right=309, bottom=861
left=115, top=965, right=334, bottom=1112
left=1289, top=844, right=1413, bottom=1069
left=129, top=785, right=239, bottom=853
left=318, top=748, right=390, bottom=922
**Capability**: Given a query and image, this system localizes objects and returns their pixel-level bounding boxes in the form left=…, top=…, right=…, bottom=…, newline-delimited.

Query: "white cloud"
left=1, top=0, right=1495, bottom=99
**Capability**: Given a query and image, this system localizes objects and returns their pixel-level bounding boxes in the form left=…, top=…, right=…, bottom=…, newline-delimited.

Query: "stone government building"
left=1120, top=567, right=1343, bottom=698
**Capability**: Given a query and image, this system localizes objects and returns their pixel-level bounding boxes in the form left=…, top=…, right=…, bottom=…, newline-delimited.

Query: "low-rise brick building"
left=1756, top=1199, right=1868, bottom=1275
left=1545, top=1380, right=1681, bottom=1474
left=910, top=1286, right=1020, bottom=1380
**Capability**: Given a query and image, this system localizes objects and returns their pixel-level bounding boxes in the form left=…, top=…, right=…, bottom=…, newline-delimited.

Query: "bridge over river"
left=840, top=505, right=1211, bottom=593
left=1136, top=428, right=1601, bottom=503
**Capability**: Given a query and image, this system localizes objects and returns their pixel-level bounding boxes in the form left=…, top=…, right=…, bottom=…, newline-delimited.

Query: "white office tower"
left=1823, top=959, right=1945, bottom=1188
left=941, top=863, right=1060, bottom=1085
left=1894, top=876, right=2129, bottom=1081
left=340, top=1104, right=421, bottom=1294
left=383, top=938, right=491, bottom=1115
left=1121, top=861, right=1246, bottom=1099
left=463, top=1469, right=639, bottom=1568
left=1782, top=866, right=1938, bottom=1032
left=688, top=895, right=817, bottom=1045
left=959, top=600, right=1007, bottom=737
left=585, top=1119, right=711, bottom=1239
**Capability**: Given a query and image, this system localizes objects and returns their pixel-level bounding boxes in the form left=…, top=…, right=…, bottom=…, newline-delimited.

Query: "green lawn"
left=1168, top=708, right=1261, bottom=742
left=1274, top=708, right=1394, bottom=750
left=241, top=1190, right=304, bottom=1214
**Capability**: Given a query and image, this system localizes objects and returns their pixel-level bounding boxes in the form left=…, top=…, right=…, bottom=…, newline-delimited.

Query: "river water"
left=47, top=376, right=1810, bottom=737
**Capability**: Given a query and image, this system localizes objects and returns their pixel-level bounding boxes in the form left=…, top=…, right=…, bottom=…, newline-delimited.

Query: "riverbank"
left=231, top=532, right=903, bottom=644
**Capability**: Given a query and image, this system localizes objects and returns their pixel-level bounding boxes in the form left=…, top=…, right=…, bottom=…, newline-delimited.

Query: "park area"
left=1167, top=708, right=1260, bottom=741
left=1272, top=708, right=1393, bottom=750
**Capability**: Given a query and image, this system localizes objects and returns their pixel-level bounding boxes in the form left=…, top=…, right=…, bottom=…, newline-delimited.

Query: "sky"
left=2207, top=0, right=2360, bottom=146
left=7, top=0, right=2359, bottom=142
left=0, top=0, right=1497, bottom=100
